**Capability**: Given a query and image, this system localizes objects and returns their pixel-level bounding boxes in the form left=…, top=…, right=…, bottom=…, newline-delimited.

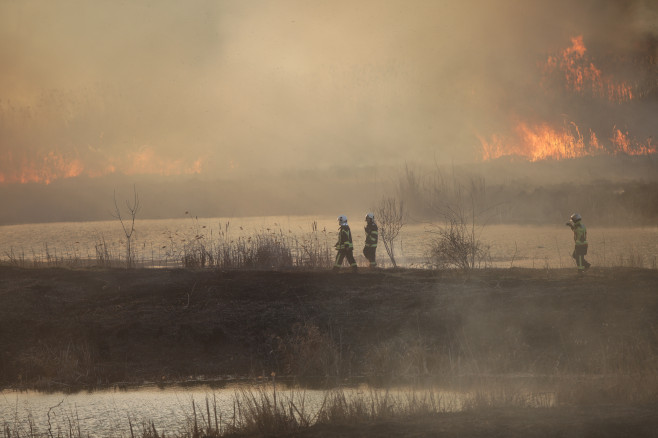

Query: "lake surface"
left=0, top=382, right=552, bottom=437
left=0, top=216, right=656, bottom=269
left=0, top=383, right=456, bottom=437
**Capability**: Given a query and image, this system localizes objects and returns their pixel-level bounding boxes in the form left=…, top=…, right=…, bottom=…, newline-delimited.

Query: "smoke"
left=0, top=0, right=656, bottom=219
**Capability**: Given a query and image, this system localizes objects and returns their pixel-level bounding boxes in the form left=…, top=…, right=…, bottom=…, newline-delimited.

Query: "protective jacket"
left=571, top=222, right=588, bottom=246
left=568, top=220, right=590, bottom=272
left=335, top=225, right=354, bottom=250
left=364, top=223, right=378, bottom=248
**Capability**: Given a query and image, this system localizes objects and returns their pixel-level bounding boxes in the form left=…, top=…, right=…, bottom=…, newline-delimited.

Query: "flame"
left=0, top=147, right=203, bottom=184
left=0, top=151, right=85, bottom=184
left=480, top=36, right=654, bottom=162
left=481, top=121, right=602, bottom=162
left=542, top=36, right=634, bottom=103
left=611, top=128, right=657, bottom=156
left=480, top=121, right=656, bottom=161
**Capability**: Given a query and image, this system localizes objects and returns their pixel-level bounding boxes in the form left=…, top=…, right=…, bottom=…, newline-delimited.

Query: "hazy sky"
left=1, top=0, right=656, bottom=184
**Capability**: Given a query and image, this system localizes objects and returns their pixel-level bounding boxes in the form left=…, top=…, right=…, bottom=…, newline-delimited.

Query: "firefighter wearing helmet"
left=333, top=215, right=357, bottom=272
left=363, top=212, right=378, bottom=268
left=566, top=213, right=591, bottom=274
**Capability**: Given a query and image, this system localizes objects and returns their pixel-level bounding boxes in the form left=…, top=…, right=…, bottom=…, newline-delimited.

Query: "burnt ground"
left=1, top=266, right=658, bottom=436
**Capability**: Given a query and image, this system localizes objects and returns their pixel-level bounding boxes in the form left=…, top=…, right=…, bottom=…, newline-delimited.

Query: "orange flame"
left=480, top=121, right=655, bottom=162
left=0, top=151, right=85, bottom=184
left=0, top=148, right=203, bottom=184
left=542, top=36, right=634, bottom=103
left=481, top=35, right=654, bottom=162
left=481, top=121, right=601, bottom=161
left=610, top=128, right=657, bottom=156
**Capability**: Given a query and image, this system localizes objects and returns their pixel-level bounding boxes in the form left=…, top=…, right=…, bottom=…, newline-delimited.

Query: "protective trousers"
left=572, top=244, right=590, bottom=272
left=363, top=246, right=377, bottom=267
left=335, top=248, right=357, bottom=270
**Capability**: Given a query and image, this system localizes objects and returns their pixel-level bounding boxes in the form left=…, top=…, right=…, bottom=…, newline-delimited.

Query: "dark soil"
left=1, top=265, right=657, bottom=436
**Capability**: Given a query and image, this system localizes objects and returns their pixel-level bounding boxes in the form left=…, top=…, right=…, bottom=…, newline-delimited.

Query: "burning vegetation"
left=0, top=145, right=203, bottom=185
left=480, top=35, right=657, bottom=162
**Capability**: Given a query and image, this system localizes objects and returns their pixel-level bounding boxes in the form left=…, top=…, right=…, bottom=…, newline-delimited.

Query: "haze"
left=0, top=0, right=656, bottom=224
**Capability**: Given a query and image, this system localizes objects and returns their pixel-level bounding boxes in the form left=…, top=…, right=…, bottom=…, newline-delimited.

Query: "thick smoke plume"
left=0, top=0, right=656, bottom=222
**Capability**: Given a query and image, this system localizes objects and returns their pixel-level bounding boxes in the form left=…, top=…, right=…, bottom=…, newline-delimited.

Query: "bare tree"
left=427, top=179, right=492, bottom=270
left=113, top=185, right=140, bottom=268
left=376, top=197, right=405, bottom=268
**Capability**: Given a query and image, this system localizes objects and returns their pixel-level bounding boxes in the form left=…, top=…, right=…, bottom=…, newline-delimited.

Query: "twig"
left=47, top=400, right=64, bottom=438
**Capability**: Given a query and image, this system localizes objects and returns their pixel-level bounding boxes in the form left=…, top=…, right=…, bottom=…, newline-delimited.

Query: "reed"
left=0, top=220, right=336, bottom=270
left=179, top=221, right=333, bottom=270
left=0, top=384, right=567, bottom=438
left=4, top=371, right=658, bottom=438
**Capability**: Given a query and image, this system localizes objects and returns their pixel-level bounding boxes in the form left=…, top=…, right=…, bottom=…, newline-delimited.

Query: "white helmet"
left=365, top=212, right=375, bottom=222
left=570, top=213, right=582, bottom=222
left=338, top=215, right=348, bottom=226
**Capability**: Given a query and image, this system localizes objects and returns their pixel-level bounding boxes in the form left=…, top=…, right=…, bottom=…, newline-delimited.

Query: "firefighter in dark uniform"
left=333, top=215, right=357, bottom=272
left=566, top=213, right=591, bottom=274
left=363, top=212, right=378, bottom=268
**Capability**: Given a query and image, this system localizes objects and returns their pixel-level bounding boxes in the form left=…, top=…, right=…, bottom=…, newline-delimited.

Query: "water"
left=0, top=383, right=279, bottom=437
left=0, top=383, right=464, bottom=437
left=0, top=216, right=657, bottom=269
left=0, top=382, right=553, bottom=437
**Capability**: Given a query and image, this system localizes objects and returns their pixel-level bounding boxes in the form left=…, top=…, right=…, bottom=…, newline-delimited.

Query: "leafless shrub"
left=426, top=179, right=493, bottom=270
left=113, top=185, right=140, bottom=269
left=376, top=197, right=405, bottom=268
left=427, top=210, right=491, bottom=270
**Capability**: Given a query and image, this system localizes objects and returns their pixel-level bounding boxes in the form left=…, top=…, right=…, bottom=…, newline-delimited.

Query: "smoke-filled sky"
left=1, top=0, right=656, bottom=184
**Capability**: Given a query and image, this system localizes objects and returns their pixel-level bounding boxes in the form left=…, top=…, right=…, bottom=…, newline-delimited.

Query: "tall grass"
left=178, top=221, right=333, bottom=270
left=2, top=243, right=92, bottom=268
left=1, top=384, right=554, bottom=438
left=0, top=221, right=336, bottom=270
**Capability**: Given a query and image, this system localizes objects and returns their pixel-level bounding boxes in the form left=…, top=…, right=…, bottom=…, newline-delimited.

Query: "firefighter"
left=363, top=212, right=378, bottom=268
left=565, top=213, right=591, bottom=274
left=333, top=215, right=357, bottom=272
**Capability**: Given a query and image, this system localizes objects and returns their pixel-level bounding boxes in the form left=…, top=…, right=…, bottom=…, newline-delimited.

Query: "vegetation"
left=425, top=179, right=493, bottom=270
left=177, top=219, right=334, bottom=270
left=2, top=267, right=657, bottom=390
left=112, top=185, right=141, bottom=269
left=0, top=383, right=555, bottom=438
left=396, top=161, right=658, bottom=226
left=1, top=264, right=658, bottom=436
left=375, top=197, right=405, bottom=268
left=3, top=372, right=658, bottom=437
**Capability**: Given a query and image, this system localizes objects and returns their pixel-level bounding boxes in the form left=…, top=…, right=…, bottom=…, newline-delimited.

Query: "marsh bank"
left=1, top=266, right=657, bottom=394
